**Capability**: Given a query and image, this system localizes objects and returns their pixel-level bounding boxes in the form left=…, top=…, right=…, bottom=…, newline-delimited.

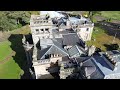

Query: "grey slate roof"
left=37, top=44, right=69, bottom=60
left=37, top=46, right=51, bottom=60
left=40, top=39, right=54, bottom=46
left=68, top=45, right=86, bottom=57
left=92, top=51, right=120, bottom=76
left=37, top=38, right=70, bottom=60
left=77, top=50, right=120, bottom=79
left=40, top=38, right=62, bottom=48
left=90, top=67, right=104, bottom=79
left=75, top=56, right=91, bottom=63
left=52, top=38, right=62, bottom=47
left=82, top=66, right=96, bottom=77
left=68, top=45, right=79, bottom=57
left=80, top=58, right=97, bottom=77
left=63, top=33, right=80, bottom=46
left=54, top=38, right=63, bottom=45
left=82, top=58, right=95, bottom=67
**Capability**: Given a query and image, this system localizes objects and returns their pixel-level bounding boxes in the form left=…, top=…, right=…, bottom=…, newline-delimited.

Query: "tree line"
left=0, top=11, right=39, bottom=32
left=0, top=11, right=101, bottom=32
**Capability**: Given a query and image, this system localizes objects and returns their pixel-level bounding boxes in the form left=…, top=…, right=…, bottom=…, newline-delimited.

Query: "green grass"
left=10, top=25, right=31, bottom=35
left=0, top=41, right=23, bottom=79
left=86, top=26, right=120, bottom=51
left=0, top=41, right=12, bottom=61
left=101, top=11, right=120, bottom=20
left=92, top=26, right=105, bottom=38
left=86, top=11, right=120, bottom=51
left=0, top=25, right=30, bottom=79
left=0, top=57, right=23, bottom=79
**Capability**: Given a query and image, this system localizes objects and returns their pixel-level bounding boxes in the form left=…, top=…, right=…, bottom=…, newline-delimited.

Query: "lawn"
left=101, top=11, right=120, bottom=20
left=10, top=25, right=31, bottom=35
left=0, top=41, right=23, bottom=79
left=0, top=25, right=30, bottom=79
left=0, top=41, right=12, bottom=61
left=86, top=11, right=120, bottom=51
left=0, top=57, right=23, bottom=79
left=86, top=26, right=120, bottom=51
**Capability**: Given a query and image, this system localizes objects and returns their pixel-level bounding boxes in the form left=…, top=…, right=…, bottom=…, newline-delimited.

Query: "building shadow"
left=47, top=61, right=60, bottom=79
left=8, top=34, right=32, bottom=79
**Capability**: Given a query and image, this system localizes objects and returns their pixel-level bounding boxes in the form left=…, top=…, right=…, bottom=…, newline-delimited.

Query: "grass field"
left=0, top=41, right=12, bottom=61
left=0, top=57, right=23, bottom=79
left=86, top=11, right=120, bottom=51
left=10, top=25, right=31, bottom=34
left=101, top=11, right=120, bottom=20
left=0, top=41, right=23, bottom=79
left=86, top=26, right=120, bottom=51
left=0, top=25, right=30, bottom=79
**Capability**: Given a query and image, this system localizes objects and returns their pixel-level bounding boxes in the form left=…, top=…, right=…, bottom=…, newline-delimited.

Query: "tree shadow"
left=8, top=34, right=32, bottom=79
left=104, top=44, right=112, bottom=51
left=96, top=21, right=120, bottom=40
left=104, top=43, right=119, bottom=51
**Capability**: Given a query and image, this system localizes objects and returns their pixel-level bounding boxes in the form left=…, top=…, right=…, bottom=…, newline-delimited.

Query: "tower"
left=30, top=15, right=55, bottom=45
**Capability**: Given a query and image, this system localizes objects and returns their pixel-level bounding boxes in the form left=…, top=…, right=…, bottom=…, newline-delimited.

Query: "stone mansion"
left=22, top=11, right=95, bottom=79
left=21, top=11, right=120, bottom=79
